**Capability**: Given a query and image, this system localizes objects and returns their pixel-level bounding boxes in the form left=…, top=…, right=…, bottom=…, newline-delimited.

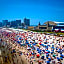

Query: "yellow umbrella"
left=36, top=44, right=40, bottom=47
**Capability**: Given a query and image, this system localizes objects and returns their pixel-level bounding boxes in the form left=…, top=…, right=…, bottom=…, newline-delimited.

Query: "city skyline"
left=0, top=0, right=64, bottom=25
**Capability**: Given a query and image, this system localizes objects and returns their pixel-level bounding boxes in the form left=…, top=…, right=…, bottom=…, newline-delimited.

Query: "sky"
left=0, top=0, right=64, bottom=25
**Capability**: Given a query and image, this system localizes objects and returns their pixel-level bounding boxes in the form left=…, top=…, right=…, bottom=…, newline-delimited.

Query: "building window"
left=39, top=27, right=47, bottom=29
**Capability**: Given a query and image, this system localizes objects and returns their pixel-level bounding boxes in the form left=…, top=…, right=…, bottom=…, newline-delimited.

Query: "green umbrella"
left=53, top=54, right=56, bottom=57
left=41, top=54, right=44, bottom=56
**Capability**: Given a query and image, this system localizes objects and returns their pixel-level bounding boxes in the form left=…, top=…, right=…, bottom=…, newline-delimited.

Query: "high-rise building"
left=0, top=22, right=2, bottom=27
left=10, top=21, right=16, bottom=27
left=24, top=18, right=30, bottom=26
left=10, top=20, right=21, bottom=28
left=2, top=20, right=8, bottom=27
left=16, top=20, right=21, bottom=26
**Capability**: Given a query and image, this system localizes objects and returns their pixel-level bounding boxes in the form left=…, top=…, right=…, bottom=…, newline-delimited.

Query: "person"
left=52, top=60, right=55, bottom=64
left=38, top=61, right=41, bottom=64
left=5, top=56, right=7, bottom=62
left=30, top=60, right=33, bottom=64
left=32, top=61, right=33, bottom=64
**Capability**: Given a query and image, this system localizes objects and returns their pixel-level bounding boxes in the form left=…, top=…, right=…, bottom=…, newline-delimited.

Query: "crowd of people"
left=0, top=28, right=64, bottom=64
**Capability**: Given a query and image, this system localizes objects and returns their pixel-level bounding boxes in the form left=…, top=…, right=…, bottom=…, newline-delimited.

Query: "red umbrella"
left=39, top=42, right=42, bottom=45
left=39, top=40, right=42, bottom=41
left=36, top=53, right=40, bottom=58
left=45, top=51, right=48, bottom=54
left=25, top=38, right=27, bottom=40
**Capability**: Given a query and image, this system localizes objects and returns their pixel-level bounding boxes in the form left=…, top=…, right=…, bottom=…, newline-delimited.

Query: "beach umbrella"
left=45, top=51, right=48, bottom=54
left=41, top=55, right=44, bottom=59
left=47, top=61, right=50, bottom=64
left=17, top=35, right=19, bottom=37
left=25, top=38, right=27, bottom=40
left=39, top=42, right=42, bottom=45
left=17, top=41, right=20, bottom=44
left=38, top=51, right=41, bottom=54
left=36, top=44, right=40, bottom=47
left=39, top=40, right=42, bottom=41
left=28, top=44, right=31, bottom=47
left=27, top=47, right=31, bottom=50
left=48, top=58, right=51, bottom=61
left=37, top=48, right=39, bottom=51
left=32, top=52, right=35, bottom=55
left=44, top=42, right=47, bottom=44
left=53, top=54, right=56, bottom=57
left=47, top=50, right=50, bottom=53
left=60, top=57, right=63, bottom=60
left=20, top=43, right=25, bottom=46
left=56, top=38, right=60, bottom=41
left=60, top=54, right=64, bottom=58
left=36, top=53, right=40, bottom=58
left=33, top=43, right=36, bottom=46
left=25, top=41, right=29, bottom=44
left=19, top=37, right=21, bottom=40
left=46, top=54, right=49, bottom=58
left=41, top=44, right=44, bottom=46
left=57, top=57, right=60, bottom=61
left=41, top=54, right=44, bottom=56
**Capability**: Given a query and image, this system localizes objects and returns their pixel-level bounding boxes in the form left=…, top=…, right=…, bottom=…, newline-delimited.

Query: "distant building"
left=24, top=18, right=30, bottom=26
left=53, top=22, right=64, bottom=32
left=38, top=21, right=41, bottom=26
left=21, top=23, right=25, bottom=26
left=6, top=22, right=10, bottom=28
left=21, top=23, right=25, bottom=28
left=36, top=21, right=57, bottom=31
left=10, top=21, right=16, bottom=27
left=10, top=20, right=21, bottom=28
left=28, top=26, right=34, bottom=30
left=0, top=22, right=2, bottom=27
left=16, top=20, right=21, bottom=26
left=2, top=20, right=8, bottom=27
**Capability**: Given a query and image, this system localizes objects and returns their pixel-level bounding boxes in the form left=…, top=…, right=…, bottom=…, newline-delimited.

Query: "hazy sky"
left=0, top=0, right=64, bottom=25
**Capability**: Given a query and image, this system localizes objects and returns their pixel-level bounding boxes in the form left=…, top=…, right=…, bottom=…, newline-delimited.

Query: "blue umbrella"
left=32, top=53, right=35, bottom=55
left=57, top=57, right=60, bottom=61
left=41, top=56, right=44, bottom=59
left=17, top=41, right=20, bottom=44
left=37, top=48, right=39, bottom=51
left=48, top=58, right=51, bottom=61
left=33, top=43, right=36, bottom=46
left=60, top=57, right=63, bottom=60
left=19, top=37, right=21, bottom=40
left=44, top=42, right=47, bottom=44
left=60, top=54, right=64, bottom=58
left=46, top=50, right=50, bottom=53
left=41, top=44, right=44, bottom=46
left=47, top=61, right=50, bottom=64
left=25, top=41, right=29, bottom=44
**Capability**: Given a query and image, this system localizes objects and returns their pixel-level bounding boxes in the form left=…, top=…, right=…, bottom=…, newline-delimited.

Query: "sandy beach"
left=0, top=28, right=64, bottom=64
